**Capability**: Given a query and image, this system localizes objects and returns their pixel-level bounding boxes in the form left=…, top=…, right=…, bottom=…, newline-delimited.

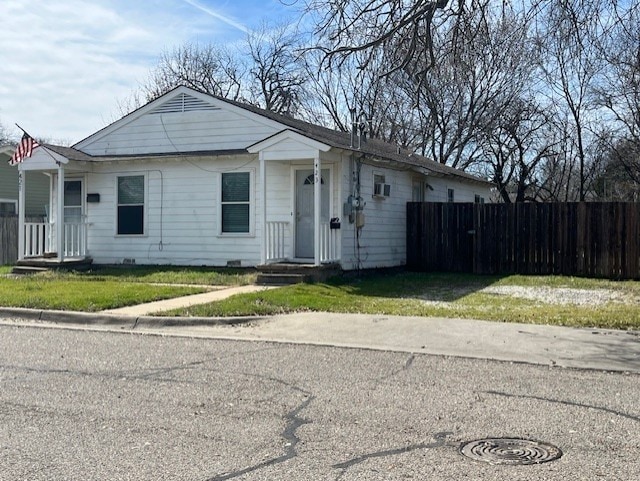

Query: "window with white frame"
left=0, top=200, right=17, bottom=215
left=474, top=194, right=485, bottom=204
left=117, top=175, right=145, bottom=235
left=221, top=172, right=251, bottom=234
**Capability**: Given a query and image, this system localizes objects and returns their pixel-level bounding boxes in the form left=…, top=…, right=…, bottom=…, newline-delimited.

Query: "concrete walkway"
left=1, top=284, right=639, bottom=374
left=101, top=285, right=275, bottom=316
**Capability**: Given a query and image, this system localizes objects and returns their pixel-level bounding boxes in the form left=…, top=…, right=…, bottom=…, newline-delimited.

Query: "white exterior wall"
left=340, top=161, right=412, bottom=270
left=425, top=176, right=492, bottom=203
left=78, top=110, right=281, bottom=157
left=78, top=156, right=264, bottom=266
left=339, top=161, right=493, bottom=271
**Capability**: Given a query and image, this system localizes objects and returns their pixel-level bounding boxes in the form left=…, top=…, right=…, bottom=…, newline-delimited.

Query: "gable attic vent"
left=149, top=93, right=220, bottom=114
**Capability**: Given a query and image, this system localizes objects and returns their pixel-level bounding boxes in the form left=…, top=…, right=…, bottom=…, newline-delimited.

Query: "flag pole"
left=14, top=123, right=29, bottom=136
left=13, top=123, right=61, bottom=166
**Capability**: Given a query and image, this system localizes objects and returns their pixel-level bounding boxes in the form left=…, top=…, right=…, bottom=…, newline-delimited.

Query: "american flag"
left=9, top=132, right=39, bottom=165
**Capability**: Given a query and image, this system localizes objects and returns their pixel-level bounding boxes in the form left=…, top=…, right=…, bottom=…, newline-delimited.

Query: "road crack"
left=333, top=431, right=453, bottom=475
left=486, top=390, right=640, bottom=423
left=205, top=395, right=314, bottom=481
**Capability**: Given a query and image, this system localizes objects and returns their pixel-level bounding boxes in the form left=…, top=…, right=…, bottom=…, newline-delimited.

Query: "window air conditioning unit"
left=374, top=183, right=391, bottom=197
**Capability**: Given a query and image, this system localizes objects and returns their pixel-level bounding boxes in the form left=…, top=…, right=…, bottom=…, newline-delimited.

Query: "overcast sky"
left=0, top=0, right=300, bottom=145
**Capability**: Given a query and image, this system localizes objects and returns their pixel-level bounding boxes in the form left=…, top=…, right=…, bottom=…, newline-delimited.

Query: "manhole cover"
left=460, top=438, right=562, bottom=465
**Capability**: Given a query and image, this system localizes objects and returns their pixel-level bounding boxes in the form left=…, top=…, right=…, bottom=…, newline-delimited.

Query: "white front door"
left=295, top=169, right=329, bottom=259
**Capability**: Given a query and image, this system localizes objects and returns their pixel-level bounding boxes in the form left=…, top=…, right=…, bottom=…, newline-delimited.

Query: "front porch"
left=263, top=220, right=340, bottom=265
left=13, top=220, right=91, bottom=274
left=16, top=145, right=90, bottom=267
left=252, top=129, right=343, bottom=268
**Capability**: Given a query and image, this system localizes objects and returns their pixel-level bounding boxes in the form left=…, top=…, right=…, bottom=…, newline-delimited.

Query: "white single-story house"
left=13, top=86, right=492, bottom=270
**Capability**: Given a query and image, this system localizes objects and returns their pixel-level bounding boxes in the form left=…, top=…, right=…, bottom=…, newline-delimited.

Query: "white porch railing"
left=266, top=221, right=289, bottom=262
left=63, top=222, right=87, bottom=257
left=320, top=222, right=340, bottom=263
left=265, top=221, right=340, bottom=264
left=23, top=222, right=87, bottom=258
left=24, top=222, right=51, bottom=258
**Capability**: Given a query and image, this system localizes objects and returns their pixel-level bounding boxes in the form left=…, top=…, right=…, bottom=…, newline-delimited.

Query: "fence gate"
left=407, top=202, right=640, bottom=280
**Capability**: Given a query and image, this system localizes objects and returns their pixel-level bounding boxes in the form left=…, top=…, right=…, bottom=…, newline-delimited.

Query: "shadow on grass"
left=325, top=270, right=506, bottom=302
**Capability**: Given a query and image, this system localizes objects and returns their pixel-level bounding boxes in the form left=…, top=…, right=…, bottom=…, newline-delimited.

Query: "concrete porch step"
left=13, top=256, right=93, bottom=273
left=256, top=273, right=307, bottom=286
left=256, top=262, right=341, bottom=285
left=11, top=266, right=50, bottom=275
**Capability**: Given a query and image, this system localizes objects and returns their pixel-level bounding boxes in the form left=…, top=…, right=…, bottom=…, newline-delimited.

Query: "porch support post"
left=313, top=152, right=321, bottom=266
left=56, top=165, right=65, bottom=262
left=17, top=169, right=25, bottom=261
left=259, top=152, right=267, bottom=265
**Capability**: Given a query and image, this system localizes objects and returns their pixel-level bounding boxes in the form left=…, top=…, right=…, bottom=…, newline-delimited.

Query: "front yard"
left=1, top=266, right=639, bottom=330
left=0, top=266, right=255, bottom=312
left=161, top=272, right=640, bottom=330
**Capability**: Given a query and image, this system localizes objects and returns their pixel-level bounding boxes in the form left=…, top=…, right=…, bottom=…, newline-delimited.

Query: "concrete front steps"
left=256, top=263, right=341, bottom=285
left=11, top=256, right=93, bottom=275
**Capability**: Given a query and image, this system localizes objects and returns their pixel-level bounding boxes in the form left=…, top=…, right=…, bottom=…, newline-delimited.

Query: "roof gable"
left=74, top=86, right=286, bottom=157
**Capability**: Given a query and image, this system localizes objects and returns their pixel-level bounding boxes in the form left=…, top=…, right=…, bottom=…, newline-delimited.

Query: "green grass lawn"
left=0, top=265, right=255, bottom=312
left=2, top=266, right=640, bottom=329
left=161, top=272, right=640, bottom=330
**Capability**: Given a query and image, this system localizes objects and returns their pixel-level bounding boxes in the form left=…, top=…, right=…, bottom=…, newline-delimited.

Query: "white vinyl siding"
left=84, top=157, right=262, bottom=266
left=75, top=91, right=282, bottom=157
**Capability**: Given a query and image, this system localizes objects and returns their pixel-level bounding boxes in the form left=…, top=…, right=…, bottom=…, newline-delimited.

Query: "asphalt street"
left=1, top=323, right=639, bottom=480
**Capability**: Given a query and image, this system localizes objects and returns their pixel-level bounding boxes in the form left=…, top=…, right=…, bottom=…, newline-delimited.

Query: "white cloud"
left=0, top=0, right=247, bottom=143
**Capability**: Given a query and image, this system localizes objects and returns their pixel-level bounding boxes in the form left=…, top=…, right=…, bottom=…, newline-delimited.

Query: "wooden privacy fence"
left=1, top=215, right=19, bottom=265
left=407, top=202, right=640, bottom=279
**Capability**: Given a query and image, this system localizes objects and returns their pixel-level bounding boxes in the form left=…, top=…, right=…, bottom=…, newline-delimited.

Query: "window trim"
left=0, top=199, right=17, bottom=215
left=115, top=174, right=147, bottom=237
left=447, top=188, right=455, bottom=203
left=217, top=170, right=255, bottom=237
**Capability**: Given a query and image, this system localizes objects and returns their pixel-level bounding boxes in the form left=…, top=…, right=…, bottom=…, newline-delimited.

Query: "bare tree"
left=246, top=24, right=308, bottom=115
left=477, top=98, right=559, bottom=202
left=593, top=1, right=640, bottom=188
left=141, top=42, right=246, bottom=102
left=302, top=48, right=422, bottom=149
left=0, top=120, right=9, bottom=145
left=406, top=2, right=538, bottom=170
left=305, top=0, right=456, bottom=76
left=535, top=0, right=610, bottom=201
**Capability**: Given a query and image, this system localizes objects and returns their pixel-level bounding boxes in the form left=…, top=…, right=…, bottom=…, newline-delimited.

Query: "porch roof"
left=43, top=144, right=248, bottom=162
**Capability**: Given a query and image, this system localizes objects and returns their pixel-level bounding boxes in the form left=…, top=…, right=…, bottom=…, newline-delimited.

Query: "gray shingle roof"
left=49, top=86, right=491, bottom=186
left=219, top=96, right=491, bottom=185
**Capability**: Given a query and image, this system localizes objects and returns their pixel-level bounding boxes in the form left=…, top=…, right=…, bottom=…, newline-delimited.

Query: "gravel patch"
left=480, top=285, right=628, bottom=305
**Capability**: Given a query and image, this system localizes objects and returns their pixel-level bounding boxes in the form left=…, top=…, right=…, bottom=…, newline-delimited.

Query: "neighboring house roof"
left=51, top=86, right=491, bottom=186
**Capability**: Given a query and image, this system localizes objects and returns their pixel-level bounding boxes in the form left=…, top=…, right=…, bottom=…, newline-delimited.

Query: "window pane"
left=64, top=181, right=82, bottom=207
left=222, top=173, right=249, bottom=202
left=118, top=176, right=144, bottom=204
left=222, top=204, right=249, bottom=233
left=0, top=202, right=16, bottom=215
left=118, top=206, right=144, bottom=235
